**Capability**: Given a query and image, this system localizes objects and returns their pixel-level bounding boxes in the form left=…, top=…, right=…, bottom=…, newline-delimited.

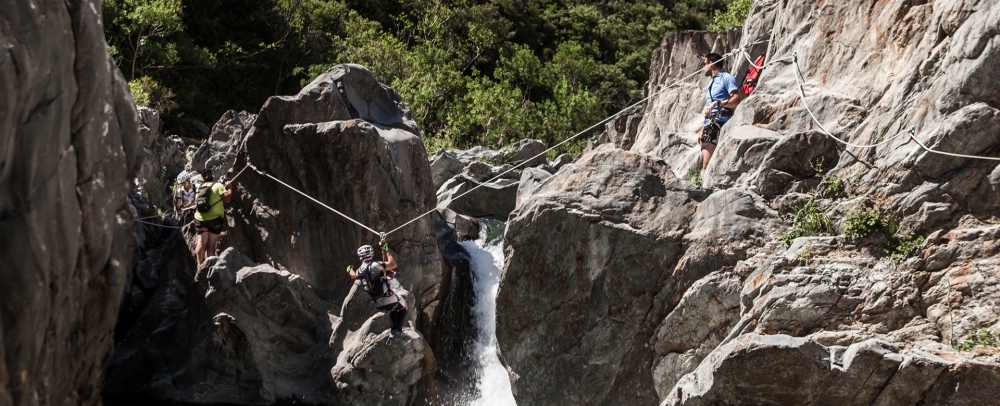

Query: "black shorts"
left=196, top=217, right=225, bottom=234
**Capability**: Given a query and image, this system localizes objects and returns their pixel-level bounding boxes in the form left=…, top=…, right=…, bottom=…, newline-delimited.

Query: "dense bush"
left=103, top=0, right=740, bottom=150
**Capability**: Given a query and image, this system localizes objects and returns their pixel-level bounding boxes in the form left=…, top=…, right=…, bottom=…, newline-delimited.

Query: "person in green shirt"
left=194, top=168, right=233, bottom=266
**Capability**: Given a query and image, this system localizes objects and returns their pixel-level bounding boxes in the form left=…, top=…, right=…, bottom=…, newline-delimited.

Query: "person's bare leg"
left=196, top=230, right=210, bottom=266
left=207, top=232, right=222, bottom=258
left=701, top=143, right=716, bottom=170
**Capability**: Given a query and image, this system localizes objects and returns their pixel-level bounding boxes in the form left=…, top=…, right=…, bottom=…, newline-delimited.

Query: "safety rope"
left=135, top=218, right=185, bottom=229
left=243, top=161, right=383, bottom=236
left=791, top=53, right=999, bottom=161
left=907, top=132, right=1000, bottom=161
left=171, top=43, right=999, bottom=241
left=790, top=54, right=910, bottom=149
left=383, top=47, right=754, bottom=236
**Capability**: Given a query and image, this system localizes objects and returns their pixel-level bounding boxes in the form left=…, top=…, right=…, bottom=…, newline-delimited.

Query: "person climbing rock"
left=173, top=170, right=196, bottom=219
left=347, top=240, right=408, bottom=338
left=697, top=52, right=743, bottom=170
left=193, top=168, right=233, bottom=266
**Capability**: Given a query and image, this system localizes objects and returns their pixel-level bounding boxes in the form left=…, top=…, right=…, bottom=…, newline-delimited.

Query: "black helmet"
left=201, top=168, right=215, bottom=181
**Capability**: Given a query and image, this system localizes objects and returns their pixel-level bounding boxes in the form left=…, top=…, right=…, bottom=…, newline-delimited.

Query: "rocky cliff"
left=498, top=0, right=1000, bottom=404
left=0, top=1, right=141, bottom=405
left=107, top=64, right=458, bottom=405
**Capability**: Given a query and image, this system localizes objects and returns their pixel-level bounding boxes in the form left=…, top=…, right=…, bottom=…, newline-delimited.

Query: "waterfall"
left=461, top=219, right=517, bottom=405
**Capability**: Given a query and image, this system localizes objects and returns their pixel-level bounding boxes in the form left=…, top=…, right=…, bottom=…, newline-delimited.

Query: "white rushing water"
left=460, top=219, right=517, bottom=406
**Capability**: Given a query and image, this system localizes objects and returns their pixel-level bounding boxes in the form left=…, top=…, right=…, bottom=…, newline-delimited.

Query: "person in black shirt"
left=347, top=241, right=408, bottom=338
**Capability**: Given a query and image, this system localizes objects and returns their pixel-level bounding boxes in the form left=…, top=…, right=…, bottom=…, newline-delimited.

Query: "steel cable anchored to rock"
left=178, top=44, right=1000, bottom=240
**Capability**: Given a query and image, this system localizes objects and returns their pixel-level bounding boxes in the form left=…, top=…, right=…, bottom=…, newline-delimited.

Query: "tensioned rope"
left=238, top=45, right=755, bottom=239
left=144, top=44, right=1000, bottom=234
left=790, top=53, right=1000, bottom=161
left=382, top=45, right=764, bottom=236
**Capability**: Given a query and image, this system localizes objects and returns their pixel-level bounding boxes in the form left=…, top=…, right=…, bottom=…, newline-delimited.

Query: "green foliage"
left=687, top=169, right=703, bottom=187
left=842, top=206, right=892, bottom=240
left=795, top=248, right=813, bottom=265
left=842, top=201, right=924, bottom=260
left=103, top=0, right=728, bottom=148
left=956, top=329, right=1000, bottom=352
left=778, top=201, right=835, bottom=247
left=886, top=234, right=925, bottom=261
left=709, top=0, right=753, bottom=31
left=128, top=76, right=177, bottom=111
left=820, top=174, right=845, bottom=197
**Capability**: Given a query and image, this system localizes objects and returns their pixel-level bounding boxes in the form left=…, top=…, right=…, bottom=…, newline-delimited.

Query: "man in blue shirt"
left=698, top=52, right=743, bottom=170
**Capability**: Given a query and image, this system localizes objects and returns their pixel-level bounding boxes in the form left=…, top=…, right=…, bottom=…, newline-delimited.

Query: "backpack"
left=195, top=182, right=219, bottom=213
left=741, top=51, right=766, bottom=96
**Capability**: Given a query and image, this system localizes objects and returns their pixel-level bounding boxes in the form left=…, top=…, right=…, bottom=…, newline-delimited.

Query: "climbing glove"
left=380, top=241, right=390, bottom=253
left=346, top=265, right=354, bottom=274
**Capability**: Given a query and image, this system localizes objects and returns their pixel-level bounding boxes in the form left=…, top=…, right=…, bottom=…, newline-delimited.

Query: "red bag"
left=741, top=52, right=767, bottom=96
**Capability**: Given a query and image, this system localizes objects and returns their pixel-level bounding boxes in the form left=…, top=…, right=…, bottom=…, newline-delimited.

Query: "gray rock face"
left=190, top=110, right=256, bottom=176
left=497, top=149, right=712, bottom=405
left=437, top=175, right=519, bottom=221
left=630, top=28, right=742, bottom=179
left=665, top=334, right=1000, bottom=406
left=0, top=2, right=141, bottom=404
left=497, top=1, right=1000, bottom=403
left=110, top=64, right=444, bottom=404
left=429, top=149, right=466, bottom=191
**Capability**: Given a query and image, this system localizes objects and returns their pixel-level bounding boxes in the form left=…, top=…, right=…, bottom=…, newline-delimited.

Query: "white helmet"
left=357, top=245, right=374, bottom=260
left=176, top=171, right=191, bottom=183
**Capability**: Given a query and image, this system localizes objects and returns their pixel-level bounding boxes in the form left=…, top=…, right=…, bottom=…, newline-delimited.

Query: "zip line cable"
left=148, top=43, right=1000, bottom=236
left=383, top=47, right=757, bottom=236
left=243, top=161, right=383, bottom=236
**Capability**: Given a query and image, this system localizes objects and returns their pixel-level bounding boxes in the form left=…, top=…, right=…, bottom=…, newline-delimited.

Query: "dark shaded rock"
left=427, top=211, right=479, bottom=398
left=436, top=208, right=481, bottom=242
left=0, top=2, right=141, bottom=404
left=745, top=131, right=840, bottom=198
left=550, top=153, right=574, bottom=172
left=496, top=139, right=546, bottom=167
left=190, top=110, right=256, bottom=176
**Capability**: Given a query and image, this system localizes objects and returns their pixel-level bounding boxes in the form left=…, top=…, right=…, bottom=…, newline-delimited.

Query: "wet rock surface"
left=0, top=2, right=141, bottom=404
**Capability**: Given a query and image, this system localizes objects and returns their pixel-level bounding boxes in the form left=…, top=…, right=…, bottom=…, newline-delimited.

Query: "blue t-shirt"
left=704, top=72, right=739, bottom=124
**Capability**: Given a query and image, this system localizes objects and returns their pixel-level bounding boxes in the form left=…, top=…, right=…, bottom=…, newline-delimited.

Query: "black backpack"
left=195, top=182, right=219, bottom=213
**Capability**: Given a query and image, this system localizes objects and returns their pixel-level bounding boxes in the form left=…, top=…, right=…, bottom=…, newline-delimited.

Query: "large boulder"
left=109, top=64, right=447, bottom=403
left=0, top=2, right=141, bottom=404
left=437, top=175, right=519, bottom=221
left=666, top=334, right=1000, bottom=405
left=497, top=149, right=710, bottom=405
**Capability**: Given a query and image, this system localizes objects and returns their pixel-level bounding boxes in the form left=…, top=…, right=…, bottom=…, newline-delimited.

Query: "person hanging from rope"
left=173, top=170, right=196, bottom=220
left=347, top=237, right=408, bottom=339
left=697, top=52, right=743, bottom=170
left=193, top=168, right=233, bottom=266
